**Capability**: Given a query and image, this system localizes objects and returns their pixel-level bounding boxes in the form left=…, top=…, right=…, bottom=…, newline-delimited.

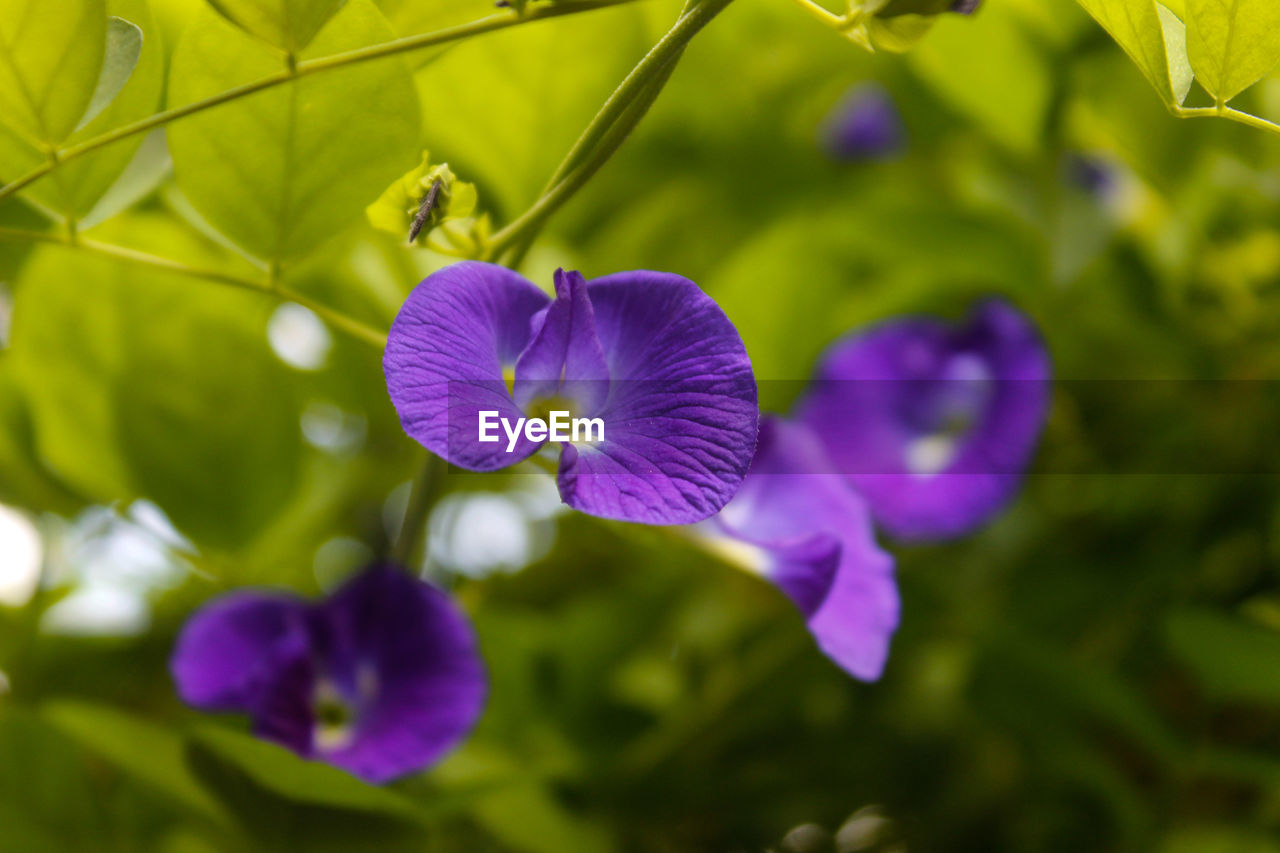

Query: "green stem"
left=1174, top=104, right=1280, bottom=136
left=491, top=58, right=679, bottom=255
left=539, top=0, right=704, bottom=190
left=274, top=285, right=389, bottom=348
left=392, top=452, right=449, bottom=567
left=0, top=227, right=388, bottom=348
left=490, top=0, right=734, bottom=255
left=787, top=0, right=848, bottom=29
left=0, top=0, right=647, bottom=205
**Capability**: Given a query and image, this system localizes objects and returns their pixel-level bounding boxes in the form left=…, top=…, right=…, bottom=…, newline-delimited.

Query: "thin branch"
left=0, top=227, right=388, bottom=348
left=0, top=0, right=647, bottom=205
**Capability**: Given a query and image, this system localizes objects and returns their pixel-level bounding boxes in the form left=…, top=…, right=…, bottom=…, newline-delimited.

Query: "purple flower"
left=794, top=300, right=1050, bottom=542
left=819, top=85, right=905, bottom=162
left=383, top=262, right=759, bottom=525
left=707, top=417, right=899, bottom=681
left=1064, top=153, right=1119, bottom=200
left=171, top=566, right=486, bottom=784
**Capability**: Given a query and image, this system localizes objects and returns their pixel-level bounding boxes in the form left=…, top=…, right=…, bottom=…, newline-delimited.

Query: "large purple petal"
left=384, top=262, right=549, bottom=470
left=555, top=271, right=758, bottom=525
left=514, top=269, right=610, bottom=414
left=170, top=591, right=310, bottom=711
left=716, top=418, right=899, bottom=681
left=796, top=299, right=1050, bottom=541
left=311, top=566, right=487, bottom=784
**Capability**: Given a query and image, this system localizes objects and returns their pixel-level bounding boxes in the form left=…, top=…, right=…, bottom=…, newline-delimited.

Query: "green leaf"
left=374, top=0, right=475, bottom=36
left=1074, top=0, right=1181, bottom=104
left=0, top=0, right=165, bottom=220
left=42, top=700, right=228, bottom=822
left=1185, top=0, right=1280, bottom=102
left=167, top=0, right=420, bottom=263
left=1158, top=3, right=1194, bottom=106
left=208, top=0, right=346, bottom=54
left=78, top=16, right=143, bottom=130
left=434, top=746, right=618, bottom=853
left=186, top=725, right=426, bottom=822
left=0, top=358, right=81, bottom=514
left=0, top=0, right=106, bottom=146
left=0, top=708, right=109, bottom=847
left=8, top=223, right=303, bottom=548
left=909, top=3, right=1052, bottom=155
left=1164, top=607, right=1280, bottom=704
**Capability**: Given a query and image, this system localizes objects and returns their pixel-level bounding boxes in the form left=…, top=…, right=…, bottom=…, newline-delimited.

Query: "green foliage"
left=82, top=17, right=144, bottom=129
left=0, top=0, right=106, bottom=146
left=43, top=700, right=229, bottom=822
left=207, top=0, right=346, bottom=54
left=1185, top=0, right=1280, bottom=102
left=8, top=224, right=302, bottom=548
left=188, top=725, right=426, bottom=822
left=909, top=3, right=1053, bottom=154
left=167, top=0, right=420, bottom=263
left=412, top=6, right=649, bottom=214
left=1074, top=0, right=1187, bottom=105
left=0, top=0, right=164, bottom=220
left=1164, top=608, right=1280, bottom=705
left=5, top=0, right=1280, bottom=850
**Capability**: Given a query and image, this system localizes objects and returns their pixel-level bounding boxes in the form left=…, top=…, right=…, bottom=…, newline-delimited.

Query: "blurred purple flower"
left=820, top=85, right=905, bottom=162
left=171, top=565, right=485, bottom=784
left=795, top=300, right=1050, bottom=541
left=950, top=0, right=981, bottom=14
left=707, top=417, right=899, bottom=681
left=1064, top=153, right=1119, bottom=199
left=383, top=262, right=759, bottom=525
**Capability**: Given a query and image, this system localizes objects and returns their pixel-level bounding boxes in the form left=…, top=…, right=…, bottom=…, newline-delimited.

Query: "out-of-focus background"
left=5, top=0, right=1280, bottom=849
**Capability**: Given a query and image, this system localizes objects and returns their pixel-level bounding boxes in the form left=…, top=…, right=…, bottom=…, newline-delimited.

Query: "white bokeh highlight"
left=269, top=303, right=332, bottom=370
left=0, top=505, right=42, bottom=607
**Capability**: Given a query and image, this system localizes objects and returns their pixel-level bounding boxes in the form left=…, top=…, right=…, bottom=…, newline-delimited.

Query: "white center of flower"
left=312, top=679, right=356, bottom=752
left=905, top=434, right=958, bottom=478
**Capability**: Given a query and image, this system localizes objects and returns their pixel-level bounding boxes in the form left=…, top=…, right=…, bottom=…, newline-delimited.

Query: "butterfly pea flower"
left=795, top=300, right=1050, bottom=542
left=171, top=565, right=485, bottom=784
left=705, top=417, right=899, bottom=680
left=384, top=261, right=758, bottom=526
left=820, top=85, right=905, bottom=162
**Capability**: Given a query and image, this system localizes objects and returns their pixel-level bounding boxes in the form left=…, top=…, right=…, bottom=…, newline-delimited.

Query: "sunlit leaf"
left=1157, top=3, right=1194, bottom=105
left=208, top=0, right=346, bottom=54
left=78, top=16, right=143, bottom=130
left=1074, top=0, right=1181, bottom=105
left=0, top=0, right=165, bottom=221
left=0, top=0, right=106, bottom=146
left=167, top=0, right=420, bottom=263
left=1184, top=0, right=1280, bottom=102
